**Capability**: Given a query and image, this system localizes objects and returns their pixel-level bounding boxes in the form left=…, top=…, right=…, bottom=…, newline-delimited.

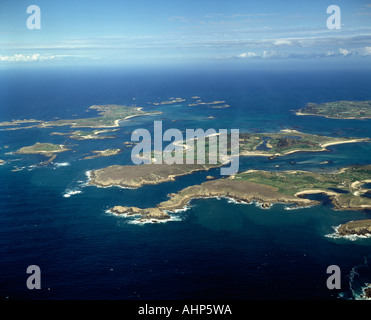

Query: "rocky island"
left=83, top=149, right=122, bottom=160
left=51, top=129, right=118, bottom=140
left=15, top=142, right=70, bottom=163
left=108, top=165, right=371, bottom=222
left=150, top=97, right=186, bottom=105
left=0, top=119, right=42, bottom=127
left=295, top=100, right=371, bottom=119
left=188, top=99, right=230, bottom=109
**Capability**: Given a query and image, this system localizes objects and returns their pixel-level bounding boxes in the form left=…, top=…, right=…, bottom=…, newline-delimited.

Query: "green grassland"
left=15, top=142, right=69, bottom=154
left=234, top=165, right=371, bottom=209
left=152, top=130, right=367, bottom=164
left=239, top=130, right=365, bottom=155
left=296, top=100, right=371, bottom=119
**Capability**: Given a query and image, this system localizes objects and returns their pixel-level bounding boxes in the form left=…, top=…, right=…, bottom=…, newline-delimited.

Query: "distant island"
left=150, top=97, right=186, bottom=105
left=188, top=99, right=230, bottom=109
left=147, top=96, right=231, bottom=109
left=15, top=142, right=70, bottom=163
left=0, top=119, right=42, bottom=127
left=108, top=165, right=371, bottom=223
left=239, top=130, right=368, bottom=157
left=83, top=149, right=122, bottom=160
left=0, top=104, right=161, bottom=130
left=296, top=100, right=371, bottom=119
left=51, top=129, right=118, bottom=140
left=156, top=129, right=368, bottom=164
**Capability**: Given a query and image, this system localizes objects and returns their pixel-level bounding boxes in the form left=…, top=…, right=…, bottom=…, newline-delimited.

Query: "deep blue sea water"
left=0, top=66, right=370, bottom=300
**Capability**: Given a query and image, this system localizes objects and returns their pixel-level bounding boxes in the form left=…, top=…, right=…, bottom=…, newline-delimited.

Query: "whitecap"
left=85, top=170, right=91, bottom=179
left=11, top=166, right=25, bottom=172
left=63, top=189, right=82, bottom=198
left=54, top=162, right=70, bottom=167
left=284, top=204, right=314, bottom=210
left=226, top=197, right=249, bottom=205
left=165, top=205, right=191, bottom=213
left=91, top=184, right=135, bottom=190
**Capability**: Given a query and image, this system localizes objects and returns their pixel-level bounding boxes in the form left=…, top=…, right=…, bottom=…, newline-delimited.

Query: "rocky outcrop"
left=261, top=202, right=271, bottom=209
left=337, top=219, right=371, bottom=236
left=110, top=205, right=170, bottom=221
left=362, top=285, right=371, bottom=300
left=109, top=178, right=317, bottom=223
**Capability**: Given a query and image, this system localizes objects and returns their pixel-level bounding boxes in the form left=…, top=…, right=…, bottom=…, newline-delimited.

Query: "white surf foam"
left=105, top=209, right=141, bottom=218
left=63, top=189, right=82, bottom=198
left=165, top=205, right=191, bottom=214
left=284, top=204, right=315, bottom=210
left=127, top=215, right=182, bottom=225
left=55, top=162, right=70, bottom=167
left=325, top=224, right=371, bottom=241
left=226, top=197, right=250, bottom=205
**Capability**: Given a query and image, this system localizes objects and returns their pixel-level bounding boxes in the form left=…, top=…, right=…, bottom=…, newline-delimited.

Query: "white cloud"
left=338, top=48, right=352, bottom=56
left=238, top=52, right=257, bottom=58
left=0, top=53, right=85, bottom=63
left=273, top=39, right=293, bottom=46
left=358, top=46, right=371, bottom=56
left=0, top=53, right=58, bottom=62
left=233, top=46, right=371, bottom=60
left=261, top=50, right=287, bottom=59
left=326, top=50, right=335, bottom=56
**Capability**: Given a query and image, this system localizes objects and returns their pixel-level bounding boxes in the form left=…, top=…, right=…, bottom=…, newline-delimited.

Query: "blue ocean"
left=0, top=65, right=370, bottom=300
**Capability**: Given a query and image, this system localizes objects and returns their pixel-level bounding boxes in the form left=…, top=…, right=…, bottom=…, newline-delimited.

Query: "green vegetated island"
left=3, top=104, right=160, bottom=164
left=51, top=129, right=119, bottom=140
left=149, top=96, right=231, bottom=109
left=146, top=129, right=368, bottom=165
left=14, top=142, right=70, bottom=164
left=4, top=100, right=371, bottom=237
left=0, top=104, right=161, bottom=130
left=107, top=165, right=371, bottom=229
left=88, top=129, right=368, bottom=189
left=83, top=148, right=122, bottom=160
left=296, top=100, right=371, bottom=119
left=238, top=129, right=368, bottom=157
left=86, top=130, right=371, bottom=231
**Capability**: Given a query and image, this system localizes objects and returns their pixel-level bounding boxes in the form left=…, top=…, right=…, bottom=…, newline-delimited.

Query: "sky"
left=0, top=0, right=371, bottom=67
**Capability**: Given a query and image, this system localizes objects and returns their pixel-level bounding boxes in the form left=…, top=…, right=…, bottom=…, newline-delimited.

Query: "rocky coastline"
left=108, top=178, right=318, bottom=222
left=336, top=219, right=371, bottom=237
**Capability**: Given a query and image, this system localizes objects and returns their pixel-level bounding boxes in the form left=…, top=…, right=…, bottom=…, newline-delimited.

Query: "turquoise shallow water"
left=0, top=66, right=370, bottom=300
